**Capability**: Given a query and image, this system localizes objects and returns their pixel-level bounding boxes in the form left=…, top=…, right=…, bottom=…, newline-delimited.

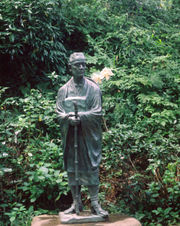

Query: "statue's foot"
left=91, top=201, right=109, bottom=218
left=64, top=203, right=83, bottom=214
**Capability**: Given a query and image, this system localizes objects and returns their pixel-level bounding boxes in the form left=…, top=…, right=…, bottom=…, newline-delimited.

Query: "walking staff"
left=73, top=101, right=79, bottom=215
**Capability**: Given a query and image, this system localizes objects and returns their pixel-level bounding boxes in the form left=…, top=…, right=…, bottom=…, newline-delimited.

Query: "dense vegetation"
left=0, top=0, right=179, bottom=225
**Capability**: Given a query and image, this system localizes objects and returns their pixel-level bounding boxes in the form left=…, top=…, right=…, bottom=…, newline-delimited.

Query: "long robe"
left=56, top=77, right=102, bottom=185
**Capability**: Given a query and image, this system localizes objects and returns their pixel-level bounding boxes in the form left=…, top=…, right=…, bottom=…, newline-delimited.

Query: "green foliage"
left=0, top=84, right=69, bottom=224
left=0, top=0, right=67, bottom=87
left=5, top=204, right=33, bottom=226
left=0, top=0, right=179, bottom=225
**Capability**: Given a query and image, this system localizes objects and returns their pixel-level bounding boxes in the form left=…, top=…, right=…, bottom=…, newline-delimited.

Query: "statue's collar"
left=72, top=77, right=85, bottom=87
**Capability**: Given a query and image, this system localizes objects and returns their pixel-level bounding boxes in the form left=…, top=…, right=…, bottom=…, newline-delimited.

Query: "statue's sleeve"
left=56, top=87, right=69, bottom=138
left=78, top=87, right=102, bottom=124
left=78, top=86, right=102, bottom=169
left=56, top=87, right=66, bottom=120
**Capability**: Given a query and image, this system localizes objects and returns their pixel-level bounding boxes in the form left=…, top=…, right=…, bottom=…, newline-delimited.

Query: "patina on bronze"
left=56, top=52, right=108, bottom=222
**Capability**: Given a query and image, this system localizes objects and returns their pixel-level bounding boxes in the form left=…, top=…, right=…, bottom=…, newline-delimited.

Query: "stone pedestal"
left=31, top=213, right=141, bottom=226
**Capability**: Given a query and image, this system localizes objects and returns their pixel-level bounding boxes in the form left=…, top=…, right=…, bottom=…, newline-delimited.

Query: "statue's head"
left=69, top=52, right=86, bottom=80
left=69, top=52, right=86, bottom=64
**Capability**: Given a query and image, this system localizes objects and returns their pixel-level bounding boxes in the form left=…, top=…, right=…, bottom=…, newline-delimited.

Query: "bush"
left=0, top=0, right=67, bottom=88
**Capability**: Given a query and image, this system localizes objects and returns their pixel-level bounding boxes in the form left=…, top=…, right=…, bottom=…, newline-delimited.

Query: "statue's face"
left=70, top=59, right=86, bottom=80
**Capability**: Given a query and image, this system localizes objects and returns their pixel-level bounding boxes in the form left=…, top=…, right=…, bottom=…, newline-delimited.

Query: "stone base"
left=31, top=213, right=141, bottom=226
left=59, top=211, right=107, bottom=224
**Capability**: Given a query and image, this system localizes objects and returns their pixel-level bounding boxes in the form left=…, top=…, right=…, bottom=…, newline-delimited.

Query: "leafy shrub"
left=0, top=0, right=67, bottom=87
left=0, top=83, right=69, bottom=223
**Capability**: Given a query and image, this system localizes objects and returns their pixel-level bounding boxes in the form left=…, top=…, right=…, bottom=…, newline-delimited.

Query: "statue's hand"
left=67, top=112, right=75, bottom=118
left=68, top=116, right=80, bottom=126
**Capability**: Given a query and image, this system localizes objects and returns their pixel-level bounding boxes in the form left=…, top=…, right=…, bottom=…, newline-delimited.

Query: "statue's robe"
left=56, top=77, right=102, bottom=186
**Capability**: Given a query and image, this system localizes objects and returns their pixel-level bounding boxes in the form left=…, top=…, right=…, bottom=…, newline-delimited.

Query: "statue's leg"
left=64, top=185, right=83, bottom=214
left=88, top=185, right=108, bottom=217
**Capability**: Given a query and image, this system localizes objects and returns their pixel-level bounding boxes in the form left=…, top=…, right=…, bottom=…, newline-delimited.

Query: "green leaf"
left=10, top=216, right=16, bottom=222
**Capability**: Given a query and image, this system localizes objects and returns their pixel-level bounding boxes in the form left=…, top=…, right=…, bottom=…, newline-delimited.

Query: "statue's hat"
left=69, top=52, right=86, bottom=63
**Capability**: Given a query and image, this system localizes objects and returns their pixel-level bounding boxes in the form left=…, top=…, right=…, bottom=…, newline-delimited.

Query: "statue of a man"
left=56, top=52, right=108, bottom=217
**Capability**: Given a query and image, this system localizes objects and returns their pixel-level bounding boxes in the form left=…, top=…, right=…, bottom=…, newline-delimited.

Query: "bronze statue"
left=56, top=52, right=108, bottom=218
